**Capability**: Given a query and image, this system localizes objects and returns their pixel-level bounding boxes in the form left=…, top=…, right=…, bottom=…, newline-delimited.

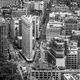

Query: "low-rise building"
left=51, top=4, right=69, bottom=12
left=64, top=17, right=78, bottom=35
left=66, top=50, right=78, bottom=69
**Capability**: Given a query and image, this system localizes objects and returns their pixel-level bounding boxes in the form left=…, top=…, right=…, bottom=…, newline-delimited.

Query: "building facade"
left=0, top=17, right=8, bottom=55
left=64, top=18, right=78, bottom=35
left=21, top=15, right=40, bottom=59
left=46, top=20, right=62, bottom=41
left=30, top=70, right=61, bottom=80
left=49, top=37, right=66, bottom=68
left=10, top=17, right=20, bottom=40
left=66, top=51, right=78, bottom=69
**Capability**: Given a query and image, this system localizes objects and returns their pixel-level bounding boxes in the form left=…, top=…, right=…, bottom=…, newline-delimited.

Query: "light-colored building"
left=69, top=40, right=78, bottom=51
left=46, top=20, right=63, bottom=41
left=24, top=1, right=34, bottom=11
left=24, top=1, right=46, bottom=15
left=49, top=12, right=72, bottom=22
left=51, top=4, right=69, bottom=12
left=34, top=1, right=45, bottom=11
left=21, top=15, right=40, bottom=59
left=0, top=0, right=18, bottom=7
left=56, top=57, right=66, bottom=68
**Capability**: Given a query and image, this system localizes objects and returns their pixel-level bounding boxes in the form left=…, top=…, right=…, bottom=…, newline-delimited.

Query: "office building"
left=10, top=17, right=19, bottom=40
left=0, top=17, right=8, bottom=55
left=66, top=40, right=78, bottom=69
left=49, top=37, right=66, bottom=68
left=51, top=4, right=69, bottom=12
left=24, top=0, right=47, bottom=16
left=0, top=0, right=18, bottom=7
left=46, top=20, right=63, bottom=41
left=24, top=1, right=34, bottom=11
left=64, top=18, right=78, bottom=35
left=10, top=17, right=22, bottom=43
left=39, top=41, right=56, bottom=68
left=34, top=1, right=45, bottom=12
left=66, top=50, right=78, bottom=69
left=12, top=10, right=26, bottom=17
left=69, top=40, right=78, bottom=50
left=71, top=30, right=80, bottom=41
left=21, top=15, right=40, bottom=59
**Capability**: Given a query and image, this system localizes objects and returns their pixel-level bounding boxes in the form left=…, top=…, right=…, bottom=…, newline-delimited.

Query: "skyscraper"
left=21, top=15, right=40, bottom=59
left=0, top=17, right=8, bottom=56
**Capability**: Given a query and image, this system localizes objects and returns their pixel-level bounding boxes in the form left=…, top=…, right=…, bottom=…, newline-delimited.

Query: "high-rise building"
left=0, top=17, right=8, bottom=55
left=21, top=15, right=40, bottom=59
left=64, top=18, right=78, bottom=35
left=49, top=37, right=66, bottom=68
